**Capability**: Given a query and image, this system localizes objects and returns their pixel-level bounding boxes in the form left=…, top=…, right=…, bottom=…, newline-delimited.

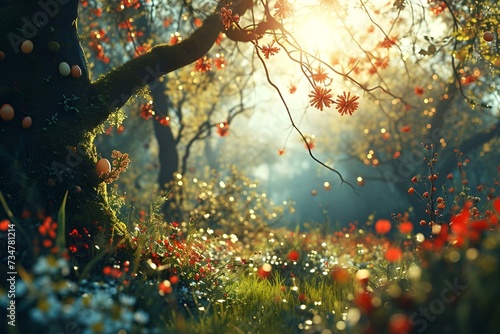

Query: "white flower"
left=134, top=309, right=150, bottom=324
left=119, top=293, right=136, bottom=306
left=30, top=293, right=61, bottom=324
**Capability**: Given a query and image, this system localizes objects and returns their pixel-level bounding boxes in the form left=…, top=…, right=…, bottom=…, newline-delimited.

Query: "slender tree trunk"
left=150, top=83, right=179, bottom=190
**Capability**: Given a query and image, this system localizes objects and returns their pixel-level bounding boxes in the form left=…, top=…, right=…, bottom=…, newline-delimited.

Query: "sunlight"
left=292, top=2, right=373, bottom=62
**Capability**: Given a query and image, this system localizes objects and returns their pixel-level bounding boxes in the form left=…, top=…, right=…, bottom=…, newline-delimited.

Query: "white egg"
left=59, top=62, right=71, bottom=76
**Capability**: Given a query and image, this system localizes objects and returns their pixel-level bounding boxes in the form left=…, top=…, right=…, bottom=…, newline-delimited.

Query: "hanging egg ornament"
left=59, top=62, right=71, bottom=76
left=21, top=40, right=34, bottom=54
left=21, top=116, right=32, bottom=129
left=0, top=104, right=15, bottom=121
left=71, top=65, right=82, bottom=78
left=96, top=158, right=111, bottom=177
left=483, top=31, right=495, bottom=42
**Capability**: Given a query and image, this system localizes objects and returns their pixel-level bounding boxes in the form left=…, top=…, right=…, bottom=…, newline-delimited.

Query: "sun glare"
left=293, top=4, right=368, bottom=58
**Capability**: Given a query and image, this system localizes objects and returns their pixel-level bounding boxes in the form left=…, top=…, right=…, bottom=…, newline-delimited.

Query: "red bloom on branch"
left=414, top=86, right=424, bottom=95
left=335, top=91, right=359, bottom=116
left=309, top=86, right=333, bottom=111
left=195, top=56, right=212, bottom=72
left=261, top=42, right=280, bottom=59
left=311, top=66, right=329, bottom=84
left=220, top=7, right=240, bottom=30
left=140, top=101, right=154, bottom=120
left=378, top=36, right=398, bottom=49
left=274, top=0, right=293, bottom=19
left=216, top=121, right=229, bottom=137
left=214, top=55, right=226, bottom=70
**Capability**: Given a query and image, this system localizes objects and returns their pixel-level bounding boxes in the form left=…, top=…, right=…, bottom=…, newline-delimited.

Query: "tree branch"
left=437, top=120, right=500, bottom=176
left=89, top=13, right=224, bottom=118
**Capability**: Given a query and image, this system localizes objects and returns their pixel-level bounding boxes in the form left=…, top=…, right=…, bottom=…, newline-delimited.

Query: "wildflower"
left=399, top=221, right=413, bottom=234
left=385, top=247, right=402, bottom=262
left=134, top=310, right=150, bottom=324
left=335, top=91, right=359, bottom=116
left=288, top=83, right=297, bottom=94
left=258, top=263, right=272, bottom=279
left=220, top=7, right=240, bottom=30
left=261, top=42, right=280, bottom=59
left=389, top=313, right=411, bottom=334
left=311, top=66, right=329, bottom=84
left=355, top=291, right=374, bottom=313
left=494, top=198, right=500, bottom=213
left=308, top=86, right=333, bottom=111
left=331, top=265, right=350, bottom=284
left=287, top=250, right=299, bottom=261
left=375, top=219, right=391, bottom=234
left=0, top=219, right=10, bottom=232
left=274, top=0, right=293, bottom=19
left=30, top=293, right=61, bottom=324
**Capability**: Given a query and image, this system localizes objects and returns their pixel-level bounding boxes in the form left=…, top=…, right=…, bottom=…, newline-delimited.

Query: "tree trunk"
left=150, top=83, right=179, bottom=190
left=0, top=1, right=232, bottom=262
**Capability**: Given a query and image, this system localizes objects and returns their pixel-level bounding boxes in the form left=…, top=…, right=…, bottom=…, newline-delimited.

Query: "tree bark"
left=0, top=1, right=235, bottom=262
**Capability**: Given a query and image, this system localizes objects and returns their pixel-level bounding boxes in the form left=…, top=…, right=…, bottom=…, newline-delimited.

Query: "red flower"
left=355, top=291, right=374, bottom=313
left=0, top=219, right=10, bottom=232
left=158, top=280, right=173, bottom=294
left=158, top=117, right=170, bottom=126
left=414, top=86, right=424, bottom=95
left=401, top=125, right=411, bottom=133
left=287, top=250, right=299, bottom=261
left=258, top=263, right=272, bottom=279
left=378, top=36, right=398, bottom=49
left=335, top=91, right=359, bottom=116
left=195, top=56, right=212, bottom=72
left=311, top=66, right=329, bottom=84
left=140, top=102, right=154, bottom=120
left=309, top=86, right=333, bottom=111
left=261, top=42, right=280, bottom=59
left=389, top=313, right=412, bottom=334
left=216, top=121, right=229, bottom=137
left=385, top=247, right=403, bottom=262
left=399, top=221, right=413, bottom=234
left=220, top=7, right=240, bottom=30
left=274, top=0, right=293, bottom=19
left=375, top=219, right=391, bottom=234
left=214, top=56, right=226, bottom=70
left=493, top=198, right=500, bottom=213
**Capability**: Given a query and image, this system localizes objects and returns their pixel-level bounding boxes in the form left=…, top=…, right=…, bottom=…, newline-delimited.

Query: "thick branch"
left=89, top=13, right=224, bottom=117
